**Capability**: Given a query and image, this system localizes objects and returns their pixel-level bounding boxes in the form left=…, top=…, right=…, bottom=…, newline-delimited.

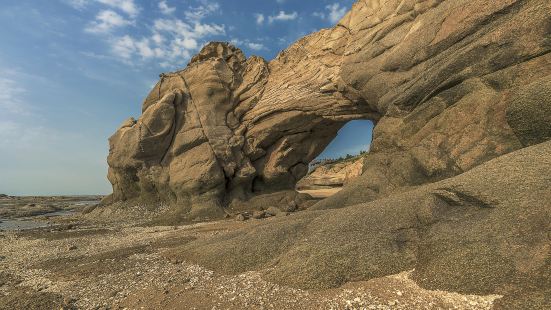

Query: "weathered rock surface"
left=104, top=0, right=551, bottom=221
left=172, top=140, right=551, bottom=309
left=296, top=157, right=364, bottom=190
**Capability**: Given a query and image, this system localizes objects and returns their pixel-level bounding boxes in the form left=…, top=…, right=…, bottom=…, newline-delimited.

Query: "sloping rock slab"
left=171, top=140, right=551, bottom=309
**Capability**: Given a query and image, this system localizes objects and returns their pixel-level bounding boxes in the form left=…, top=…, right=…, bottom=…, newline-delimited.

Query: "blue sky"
left=0, top=0, right=371, bottom=195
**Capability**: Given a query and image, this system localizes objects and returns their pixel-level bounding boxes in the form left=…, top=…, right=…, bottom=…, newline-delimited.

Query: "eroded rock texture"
left=106, top=0, right=551, bottom=218
left=296, top=157, right=364, bottom=190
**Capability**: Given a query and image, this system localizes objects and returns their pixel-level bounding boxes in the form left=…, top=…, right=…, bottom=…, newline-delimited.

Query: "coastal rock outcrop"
left=104, top=0, right=551, bottom=220
left=296, top=157, right=364, bottom=190
left=173, top=139, right=551, bottom=309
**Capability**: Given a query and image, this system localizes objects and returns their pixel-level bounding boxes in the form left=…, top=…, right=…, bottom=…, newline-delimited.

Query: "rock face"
left=296, top=157, right=364, bottom=190
left=105, top=0, right=551, bottom=219
left=173, top=140, right=551, bottom=309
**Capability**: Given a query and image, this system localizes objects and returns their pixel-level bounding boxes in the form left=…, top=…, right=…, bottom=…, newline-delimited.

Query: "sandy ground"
left=298, top=188, right=342, bottom=199
left=0, top=207, right=502, bottom=310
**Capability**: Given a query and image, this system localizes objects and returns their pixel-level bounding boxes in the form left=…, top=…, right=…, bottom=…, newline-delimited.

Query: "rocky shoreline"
left=0, top=215, right=500, bottom=310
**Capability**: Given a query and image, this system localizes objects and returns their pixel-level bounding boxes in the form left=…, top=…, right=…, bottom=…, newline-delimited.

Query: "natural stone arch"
left=103, top=0, right=551, bottom=221
left=105, top=40, right=380, bottom=218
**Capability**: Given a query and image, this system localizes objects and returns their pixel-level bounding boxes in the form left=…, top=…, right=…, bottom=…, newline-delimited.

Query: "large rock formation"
left=104, top=0, right=551, bottom=220
left=169, top=139, right=551, bottom=309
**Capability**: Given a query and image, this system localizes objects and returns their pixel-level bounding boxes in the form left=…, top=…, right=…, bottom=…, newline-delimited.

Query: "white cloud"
left=247, top=42, right=266, bottom=51
left=314, top=3, right=347, bottom=24
left=312, top=11, right=325, bottom=19
left=326, top=3, right=347, bottom=23
left=184, top=1, right=220, bottom=22
left=97, top=0, right=139, bottom=17
left=85, top=10, right=132, bottom=33
left=230, top=38, right=266, bottom=51
left=111, top=35, right=138, bottom=59
left=254, top=13, right=265, bottom=25
left=66, top=0, right=140, bottom=17
left=268, top=11, right=298, bottom=23
left=158, top=1, right=175, bottom=15
left=110, top=17, right=225, bottom=66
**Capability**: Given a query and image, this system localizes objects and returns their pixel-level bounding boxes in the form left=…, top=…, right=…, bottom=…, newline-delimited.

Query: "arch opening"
left=296, top=120, right=374, bottom=199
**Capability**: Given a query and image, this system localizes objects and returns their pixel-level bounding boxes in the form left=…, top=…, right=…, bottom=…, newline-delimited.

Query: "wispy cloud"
left=73, top=0, right=225, bottom=67
left=65, top=0, right=88, bottom=10
left=184, top=1, right=220, bottom=22
left=313, top=3, right=347, bottom=24
left=110, top=17, right=225, bottom=67
left=230, top=38, right=266, bottom=51
left=158, top=1, right=175, bottom=15
left=268, top=11, right=298, bottom=23
left=96, top=0, right=140, bottom=17
left=66, top=0, right=140, bottom=17
left=85, top=9, right=132, bottom=33
left=0, top=75, right=29, bottom=115
left=254, top=13, right=265, bottom=25
left=326, top=3, right=347, bottom=23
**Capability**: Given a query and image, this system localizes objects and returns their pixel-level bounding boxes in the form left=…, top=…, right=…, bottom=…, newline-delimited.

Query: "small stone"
left=235, top=214, right=246, bottom=221
left=252, top=210, right=265, bottom=219
left=67, top=245, right=77, bottom=251
left=170, top=258, right=182, bottom=264
left=265, top=206, right=281, bottom=216
left=61, top=297, right=76, bottom=309
left=284, top=201, right=297, bottom=212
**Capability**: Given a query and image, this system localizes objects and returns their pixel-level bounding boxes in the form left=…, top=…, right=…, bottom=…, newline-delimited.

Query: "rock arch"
left=104, top=0, right=551, bottom=220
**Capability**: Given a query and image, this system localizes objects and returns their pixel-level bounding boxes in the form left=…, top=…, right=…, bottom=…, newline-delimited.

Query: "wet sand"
left=0, top=195, right=101, bottom=231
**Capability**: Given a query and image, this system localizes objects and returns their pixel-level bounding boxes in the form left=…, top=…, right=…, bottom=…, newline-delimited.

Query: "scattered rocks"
left=0, top=225, right=504, bottom=309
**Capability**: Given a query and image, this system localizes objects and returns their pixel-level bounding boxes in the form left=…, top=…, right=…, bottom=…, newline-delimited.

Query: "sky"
left=0, top=0, right=371, bottom=196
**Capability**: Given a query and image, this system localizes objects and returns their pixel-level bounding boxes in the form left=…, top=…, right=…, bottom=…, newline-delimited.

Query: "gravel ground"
left=0, top=217, right=501, bottom=310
